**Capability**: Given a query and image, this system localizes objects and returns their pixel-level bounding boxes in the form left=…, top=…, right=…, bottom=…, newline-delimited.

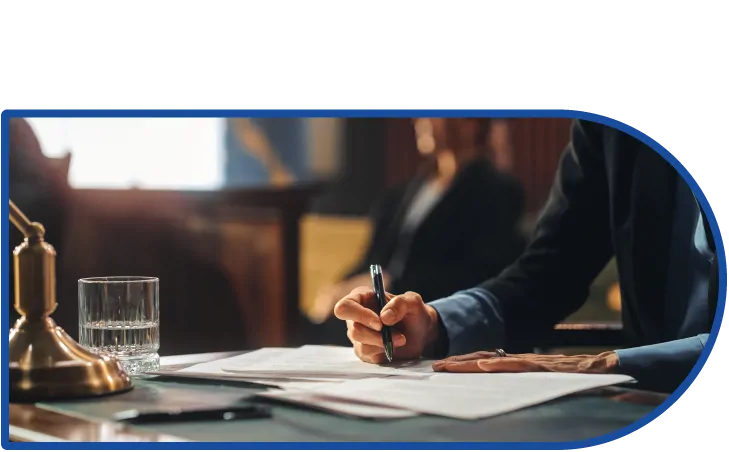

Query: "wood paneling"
left=217, top=217, right=286, bottom=347
left=384, top=118, right=421, bottom=188
left=508, top=118, right=572, bottom=214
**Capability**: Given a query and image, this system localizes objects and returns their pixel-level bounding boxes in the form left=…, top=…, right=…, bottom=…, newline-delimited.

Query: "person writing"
left=334, top=119, right=718, bottom=394
left=310, top=118, right=526, bottom=325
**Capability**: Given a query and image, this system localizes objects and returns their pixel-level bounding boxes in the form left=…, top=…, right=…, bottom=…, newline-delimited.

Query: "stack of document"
left=152, top=345, right=634, bottom=420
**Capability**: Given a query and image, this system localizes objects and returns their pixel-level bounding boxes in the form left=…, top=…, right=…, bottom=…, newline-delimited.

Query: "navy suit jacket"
left=430, top=120, right=718, bottom=393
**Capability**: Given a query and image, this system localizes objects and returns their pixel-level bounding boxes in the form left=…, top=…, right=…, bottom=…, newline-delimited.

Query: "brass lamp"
left=9, top=200, right=132, bottom=402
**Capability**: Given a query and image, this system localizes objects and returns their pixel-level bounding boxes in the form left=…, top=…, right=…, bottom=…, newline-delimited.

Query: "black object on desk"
left=370, top=264, right=393, bottom=362
left=114, top=404, right=272, bottom=424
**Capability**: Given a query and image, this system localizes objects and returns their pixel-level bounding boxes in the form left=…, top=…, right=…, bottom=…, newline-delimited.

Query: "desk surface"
left=9, top=351, right=667, bottom=443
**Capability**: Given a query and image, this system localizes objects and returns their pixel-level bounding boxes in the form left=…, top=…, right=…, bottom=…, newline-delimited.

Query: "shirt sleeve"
left=615, top=334, right=709, bottom=393
left=428, top=287, right=505, bottom=356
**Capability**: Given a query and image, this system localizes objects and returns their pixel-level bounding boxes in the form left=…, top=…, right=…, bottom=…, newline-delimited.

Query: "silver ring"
left=495, top=348, right=507, bottom=358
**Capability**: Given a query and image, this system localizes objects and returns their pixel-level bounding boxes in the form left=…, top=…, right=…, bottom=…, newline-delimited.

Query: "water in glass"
left=78, top=276, right=160, bottom=375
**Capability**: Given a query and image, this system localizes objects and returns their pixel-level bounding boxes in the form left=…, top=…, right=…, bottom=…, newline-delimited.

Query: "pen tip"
left=385, top=343, right=393, bottom=362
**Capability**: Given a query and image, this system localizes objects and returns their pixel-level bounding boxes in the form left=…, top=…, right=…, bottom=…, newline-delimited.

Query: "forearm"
left=615, top=334, right=709, bottom=393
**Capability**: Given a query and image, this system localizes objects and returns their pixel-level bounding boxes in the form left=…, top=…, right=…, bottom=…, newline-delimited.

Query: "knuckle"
left=332, top=299, right=350, bottom=318
left=402, top=291, right=423, bottom=307
left=351, top=286, right=373, bottom=298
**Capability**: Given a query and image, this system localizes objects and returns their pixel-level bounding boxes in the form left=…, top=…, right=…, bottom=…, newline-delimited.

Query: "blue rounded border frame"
left=1, top=109, right=725, bottom=450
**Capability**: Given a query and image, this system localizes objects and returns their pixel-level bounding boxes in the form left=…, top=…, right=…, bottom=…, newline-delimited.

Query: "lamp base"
left=9, top=317, right=133, bottom=403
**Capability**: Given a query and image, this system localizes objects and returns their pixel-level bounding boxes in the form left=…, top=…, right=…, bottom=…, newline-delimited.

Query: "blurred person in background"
left=310, top=118, right=526, bottom=326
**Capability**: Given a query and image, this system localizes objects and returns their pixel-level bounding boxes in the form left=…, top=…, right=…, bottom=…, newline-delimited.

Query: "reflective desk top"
left=8, top=351, right=668, bottom=443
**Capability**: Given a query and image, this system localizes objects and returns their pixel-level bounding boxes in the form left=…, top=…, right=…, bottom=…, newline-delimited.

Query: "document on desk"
left=221, top=345, right=433, bottom=379
left=151, top=348, right=352, bottom=386
left=288, top=372, right=635, bottom=420
left=261, top=389, right=418, bottom=419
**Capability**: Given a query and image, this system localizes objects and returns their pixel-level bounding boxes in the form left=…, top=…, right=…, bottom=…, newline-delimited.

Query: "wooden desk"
left=8, top=351, right=668, bottom=443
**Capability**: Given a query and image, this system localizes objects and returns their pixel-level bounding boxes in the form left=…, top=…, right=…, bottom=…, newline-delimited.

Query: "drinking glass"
left=78, top=276, right=160, bottom=375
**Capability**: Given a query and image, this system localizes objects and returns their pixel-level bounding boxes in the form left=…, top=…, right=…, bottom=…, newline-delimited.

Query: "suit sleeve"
left=615, top=334, right=709, bottom=393
left=430, top=120, right=616, bottom=354
left=483, top=119, right=617, bottom=348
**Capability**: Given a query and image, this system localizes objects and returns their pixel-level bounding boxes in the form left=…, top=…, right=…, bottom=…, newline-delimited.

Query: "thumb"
left=380, top=291, right=423, bottom=326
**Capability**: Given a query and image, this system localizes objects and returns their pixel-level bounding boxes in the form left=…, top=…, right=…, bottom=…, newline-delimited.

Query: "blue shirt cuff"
left=429, top=287, right=505, bottom=356
left=615, top=334, right=708, bottom=392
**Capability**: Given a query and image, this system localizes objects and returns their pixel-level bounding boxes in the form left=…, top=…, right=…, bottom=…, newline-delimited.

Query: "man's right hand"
left=333, top=287, right=440, bottom=364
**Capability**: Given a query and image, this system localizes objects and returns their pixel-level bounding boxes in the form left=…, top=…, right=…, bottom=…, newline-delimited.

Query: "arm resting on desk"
left=615, top=334, right=709, bottom=393
left=429, top=288, right=711, bottom=393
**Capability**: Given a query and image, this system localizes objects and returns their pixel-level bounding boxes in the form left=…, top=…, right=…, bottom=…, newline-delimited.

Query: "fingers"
left=348, top=322, right=406, bottom=347
left=353, top=342, right=389, bottom=364
left=432, top=356, right=548, bottom=373
left=438, top=351, right=501, bottom=362
left=380, top=291, right=423, bottom=326
left=431, top=349, right=596, bottom=374
left=334, top=287, right=382, bottom=331
left=436, top=351, right=549, bottom=364
left=477, top=358, right=547, bottom=373
left=432, top=359, right=485, bottom=372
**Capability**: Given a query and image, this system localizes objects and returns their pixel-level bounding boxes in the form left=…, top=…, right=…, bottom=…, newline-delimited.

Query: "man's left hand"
left=432, top=351, right=619, bottom=374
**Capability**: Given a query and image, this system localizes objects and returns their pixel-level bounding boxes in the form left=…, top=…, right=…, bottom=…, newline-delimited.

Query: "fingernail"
left=432, top=361, right=445, bottom=371
left=381, top=309, right=395, bottom=323
left=394, top=335, right=406, bottom=347
left=369, top=320, right=382, bottom=331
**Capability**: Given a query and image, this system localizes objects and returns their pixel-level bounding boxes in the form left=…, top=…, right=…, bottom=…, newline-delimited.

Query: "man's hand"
left=334, top=287, right=439, bottom=364
left=310, top=274, right=388, bottom=324
left=432, top=351, right=619, bottom=374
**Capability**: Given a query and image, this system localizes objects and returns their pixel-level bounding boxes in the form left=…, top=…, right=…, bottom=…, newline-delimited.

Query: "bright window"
left=25, top=118, right=225, bottom=190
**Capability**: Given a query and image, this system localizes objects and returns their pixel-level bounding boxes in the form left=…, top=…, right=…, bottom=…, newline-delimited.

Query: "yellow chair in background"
left=299, top=214, right=372, bottom=319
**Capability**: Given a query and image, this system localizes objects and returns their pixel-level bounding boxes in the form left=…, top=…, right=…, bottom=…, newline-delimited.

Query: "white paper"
left=173, top=348, right=291, bottom=375
left=295, top=372, right=636, bottom=420
left=150, top=348, right=353, bottom=386
left=221, top=345, right=433, bottom=379
left=260, top=388, right=418, bottom=419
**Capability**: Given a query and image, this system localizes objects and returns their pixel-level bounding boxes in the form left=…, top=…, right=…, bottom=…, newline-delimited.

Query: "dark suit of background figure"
left=347, top=158, right=526, bottom=303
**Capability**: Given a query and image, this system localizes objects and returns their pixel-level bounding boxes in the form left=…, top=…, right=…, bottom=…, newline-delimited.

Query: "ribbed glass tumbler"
left=78, top=276, right=160, bottom=375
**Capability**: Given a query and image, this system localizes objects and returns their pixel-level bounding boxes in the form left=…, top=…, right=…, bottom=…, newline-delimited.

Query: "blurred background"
left=8, top=116, right=621, bottom=356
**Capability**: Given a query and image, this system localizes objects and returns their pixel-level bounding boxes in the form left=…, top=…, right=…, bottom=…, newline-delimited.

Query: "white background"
left=1, top=0, right=727, bottom=450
